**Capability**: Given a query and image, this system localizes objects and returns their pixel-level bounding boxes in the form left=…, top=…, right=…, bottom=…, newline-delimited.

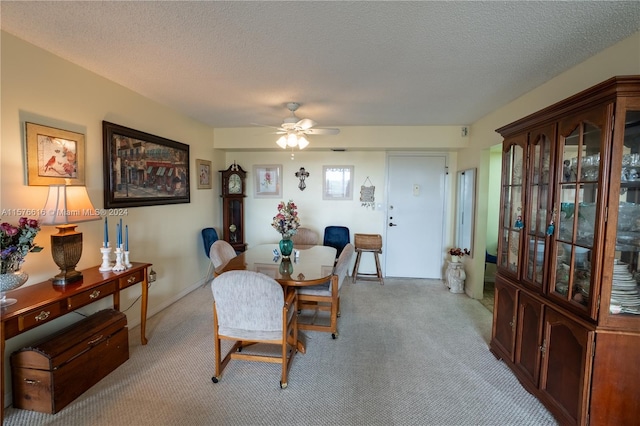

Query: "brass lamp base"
left=50, top=224, right=84, bottom=286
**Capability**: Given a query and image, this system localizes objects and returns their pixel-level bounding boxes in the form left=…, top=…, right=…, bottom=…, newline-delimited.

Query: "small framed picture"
left=196, top=159, right=212, bottom=189
left=323, top=165, right=354, bottom=200
left=253, top=164, right=282, bottom=198
left=26, top=122, right=85, bottom=185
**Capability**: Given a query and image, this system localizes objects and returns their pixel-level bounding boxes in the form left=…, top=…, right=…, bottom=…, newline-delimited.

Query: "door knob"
left=389, top=223, right=397, bottom=227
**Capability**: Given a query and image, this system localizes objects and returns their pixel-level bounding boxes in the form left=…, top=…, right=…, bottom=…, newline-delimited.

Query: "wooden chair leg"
left=352, top=250, right=362, bottom=282
left=374, top=252, right=384, bottom=285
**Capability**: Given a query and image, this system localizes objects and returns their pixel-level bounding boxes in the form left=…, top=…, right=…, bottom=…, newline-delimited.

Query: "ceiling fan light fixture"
left=297, top=136, right=309, bottom=149
left=268, top=102, right=339, bottom=151
left=276, top=135, right=288, bottom=149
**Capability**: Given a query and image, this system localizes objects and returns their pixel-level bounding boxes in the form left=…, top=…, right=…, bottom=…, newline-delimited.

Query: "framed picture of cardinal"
left=25, top=122, right=85, bottom=186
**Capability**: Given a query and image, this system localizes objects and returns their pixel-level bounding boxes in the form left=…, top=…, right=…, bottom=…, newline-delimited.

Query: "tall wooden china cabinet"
left=491, top=76, right=640, bottom=425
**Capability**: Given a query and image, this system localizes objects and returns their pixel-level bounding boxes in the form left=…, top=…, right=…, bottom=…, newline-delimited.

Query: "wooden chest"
left=10, top=309, right=129, bottom=414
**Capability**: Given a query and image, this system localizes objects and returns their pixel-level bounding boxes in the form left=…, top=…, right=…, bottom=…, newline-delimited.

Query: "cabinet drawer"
left=119, top=270, right=144, bottom=289
left=67, top=280, right=117, bottom=309
left=18, top=302, right=63, bottom=331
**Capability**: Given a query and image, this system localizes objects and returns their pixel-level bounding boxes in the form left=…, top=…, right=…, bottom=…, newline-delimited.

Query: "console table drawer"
left=67, top=280, right=117, bottom=309
left=119, top=270, right=143, bottom=289
left=18, top=302, right=63, bottom=331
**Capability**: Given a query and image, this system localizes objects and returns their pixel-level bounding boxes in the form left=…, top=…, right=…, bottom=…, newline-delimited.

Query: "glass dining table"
left=214, top=244, right=337, bottom=287
left=214, top=244, right=338, bottom=354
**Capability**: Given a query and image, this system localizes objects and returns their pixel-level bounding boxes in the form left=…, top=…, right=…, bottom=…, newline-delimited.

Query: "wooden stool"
left=352, top=234, right=384, bottom=285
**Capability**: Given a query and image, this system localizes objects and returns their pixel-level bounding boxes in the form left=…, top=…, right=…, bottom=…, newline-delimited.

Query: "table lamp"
left=39, top=184, right=100, bottom=285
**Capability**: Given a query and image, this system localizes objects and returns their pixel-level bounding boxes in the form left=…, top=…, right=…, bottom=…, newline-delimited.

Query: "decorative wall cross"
left=295, top=167, right=309, bottom=191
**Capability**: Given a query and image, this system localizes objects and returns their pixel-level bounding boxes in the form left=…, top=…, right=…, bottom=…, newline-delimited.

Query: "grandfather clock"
left=220, top=163, right=247, bottom=252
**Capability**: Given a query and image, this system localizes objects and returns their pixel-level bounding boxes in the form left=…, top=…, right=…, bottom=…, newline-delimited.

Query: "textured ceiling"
left=1, top=1, right=639, bottom=130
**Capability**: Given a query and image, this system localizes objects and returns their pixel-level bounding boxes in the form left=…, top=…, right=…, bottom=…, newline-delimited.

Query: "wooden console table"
left=0, top=262, right=152, bottom=422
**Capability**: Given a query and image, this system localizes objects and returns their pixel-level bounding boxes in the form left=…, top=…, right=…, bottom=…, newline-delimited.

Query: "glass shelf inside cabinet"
left=610, top=109, right=640, bottom=316
left=552, top=118, right=601, bottom=309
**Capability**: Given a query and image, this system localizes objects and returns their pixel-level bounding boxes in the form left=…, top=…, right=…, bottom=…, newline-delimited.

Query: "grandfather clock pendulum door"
left=220, top=163, right=247, bottom=252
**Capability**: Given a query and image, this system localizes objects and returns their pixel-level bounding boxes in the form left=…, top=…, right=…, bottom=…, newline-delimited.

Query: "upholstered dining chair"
left=323, top=226, right=350, bottom=258
left=291, top=227, right=319, bottom=246
left=209, top=240, right=237, bottom=271
left=201, top=228, right=219, bottom=283
left=211, top=270, right=298, bottom=389
left=297, top=243, right=354, bottom=339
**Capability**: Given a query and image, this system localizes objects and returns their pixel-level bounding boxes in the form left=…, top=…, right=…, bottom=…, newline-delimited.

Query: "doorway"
left=385, top=154, right=447, bottom=278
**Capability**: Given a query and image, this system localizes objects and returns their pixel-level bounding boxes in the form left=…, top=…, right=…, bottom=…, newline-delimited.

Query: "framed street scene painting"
left=103, top=121, right=190, bottom=208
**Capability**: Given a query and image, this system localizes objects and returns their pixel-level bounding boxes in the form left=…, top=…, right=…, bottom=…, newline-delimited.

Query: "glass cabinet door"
left=499, top=136, right=526, bottom=278
left=551, top=106, right=608, bottom=317
left=608, top=106, right=640, bottom=321
left=524, top=126, right=555, bottom=290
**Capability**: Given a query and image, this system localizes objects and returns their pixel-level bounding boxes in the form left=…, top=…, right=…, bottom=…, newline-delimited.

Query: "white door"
left=385, top=154, right=446, bottom=278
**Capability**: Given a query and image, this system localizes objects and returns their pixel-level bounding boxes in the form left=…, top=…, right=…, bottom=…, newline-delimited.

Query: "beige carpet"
left=4, top=278, right=556, bottom=425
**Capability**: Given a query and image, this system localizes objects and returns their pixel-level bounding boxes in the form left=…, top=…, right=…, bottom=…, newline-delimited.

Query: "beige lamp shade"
left=39, top=185, right=100, bottom=225
left=40, top=185, right=100, bottom=285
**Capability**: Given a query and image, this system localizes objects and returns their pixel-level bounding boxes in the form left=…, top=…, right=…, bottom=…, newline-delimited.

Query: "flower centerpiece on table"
left=448, top=247, right=471, bottom=258
left=1, top=217, right=43, bottom=274
left=272, top=200, right=300, bottom=239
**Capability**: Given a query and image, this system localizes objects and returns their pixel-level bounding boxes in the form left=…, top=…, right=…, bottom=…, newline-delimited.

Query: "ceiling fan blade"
left=251, top=122, right=281, bottom=130
left=305, top=127, right=340, bottom=135
left=296, top=118, right=316, bottom=130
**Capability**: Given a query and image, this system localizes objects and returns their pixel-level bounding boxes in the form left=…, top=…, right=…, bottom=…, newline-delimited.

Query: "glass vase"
left=0, top=269, right=28, bottom=307
left=279, top=237, right=294, bottom=258
left=279, top=259, right=294, bottom=276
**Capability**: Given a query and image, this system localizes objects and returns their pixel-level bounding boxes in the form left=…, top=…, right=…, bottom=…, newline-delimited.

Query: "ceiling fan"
left=259, top=102, right=340, bottom=150
left=278, top=102, right=340, bottom=136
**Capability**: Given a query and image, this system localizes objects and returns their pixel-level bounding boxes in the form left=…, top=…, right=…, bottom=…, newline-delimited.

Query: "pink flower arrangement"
left=271, top=200, right=300, bottom=238
left=1, top=217, right=43, bottom=274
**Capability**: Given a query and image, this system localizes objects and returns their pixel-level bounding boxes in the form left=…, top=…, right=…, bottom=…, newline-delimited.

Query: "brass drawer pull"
left=87, top=335, right=104, bottom=345
left=34, top=311, right=50, bottom=322
left=127, top=275, right=137, bottom=284
left=89, top=290, right=101, bottom=299
left=24, top=379, right=40, bottom=385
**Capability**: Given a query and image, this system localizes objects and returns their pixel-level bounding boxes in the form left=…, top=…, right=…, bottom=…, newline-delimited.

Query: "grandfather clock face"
left=228, top=173, right=242, bottom=194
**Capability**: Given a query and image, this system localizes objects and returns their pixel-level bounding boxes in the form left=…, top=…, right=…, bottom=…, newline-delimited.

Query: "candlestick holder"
left=124, top=251, right=132, bottom=268
left=99, top=246, right=113, bottom=272
left=112, top=245, right=126, bottom=272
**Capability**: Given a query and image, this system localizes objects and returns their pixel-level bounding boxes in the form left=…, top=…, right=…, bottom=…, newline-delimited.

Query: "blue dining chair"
left=201, top=228, right=219, bottom=283
left=323, top=226, right=350, bottom=258
left=485, top=250, right=497, bottom=270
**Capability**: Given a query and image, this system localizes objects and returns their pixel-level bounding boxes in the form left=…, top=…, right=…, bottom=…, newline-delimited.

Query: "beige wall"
left=1, top=32, right=219, bottom=392
left=215, top=125, right=469, bottom=150
left=217, top=149, right=459, bottom=275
